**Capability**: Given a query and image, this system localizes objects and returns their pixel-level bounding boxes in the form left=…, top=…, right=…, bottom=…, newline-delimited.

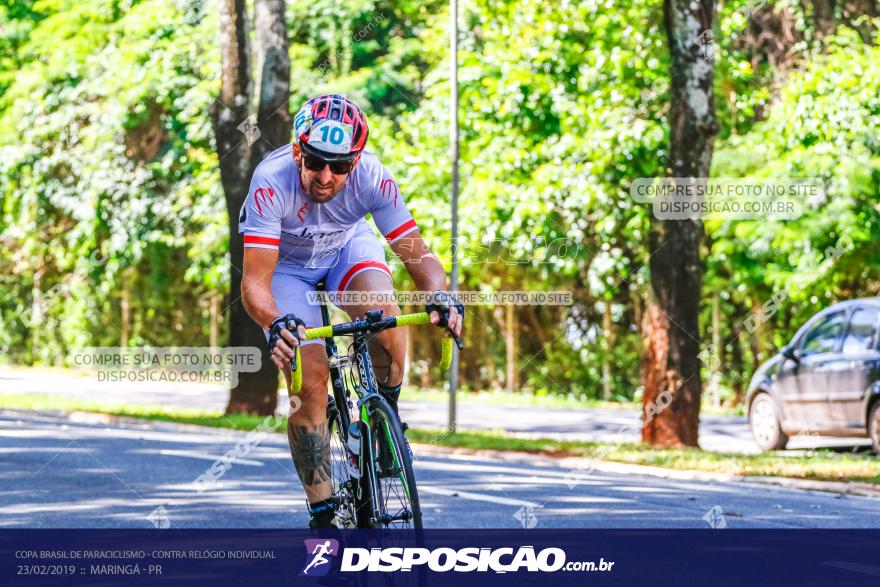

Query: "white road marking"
left=153, top=449, right=264, bottom=466
left=419, top=485, right=540, bottom=507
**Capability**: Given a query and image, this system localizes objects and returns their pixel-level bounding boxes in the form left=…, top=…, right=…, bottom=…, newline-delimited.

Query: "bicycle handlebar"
left=288, top=311, right=458, bottom=394
left=394, top=313, right=455, bottom=369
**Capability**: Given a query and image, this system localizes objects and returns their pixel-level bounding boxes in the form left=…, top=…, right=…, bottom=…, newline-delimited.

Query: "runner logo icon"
left=300, top=538, right=340, bottom=577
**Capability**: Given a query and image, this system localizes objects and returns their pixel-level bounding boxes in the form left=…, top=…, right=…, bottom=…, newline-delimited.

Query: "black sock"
left=308, top=498, right=336, bottom=520
left=379, top=383, right=402, bottom=415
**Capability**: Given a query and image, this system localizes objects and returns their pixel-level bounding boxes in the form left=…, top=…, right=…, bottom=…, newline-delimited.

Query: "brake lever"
left=448, top=327, right=464, bottom=351
left=429, top=307, right=464, bottom=350
left=285, top=320, right=303, bottom=372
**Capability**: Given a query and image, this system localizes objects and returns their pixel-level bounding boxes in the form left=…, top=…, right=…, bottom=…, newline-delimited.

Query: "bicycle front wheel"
left=365, top=396, right=422, bottom=529
left=327, top=397, right=358, bottom=528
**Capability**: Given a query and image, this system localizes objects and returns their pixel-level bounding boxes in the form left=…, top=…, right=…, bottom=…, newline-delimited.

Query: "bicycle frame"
left=318, top=302, right=399, bottom=524
left=289, top=294, right=456, bottom=526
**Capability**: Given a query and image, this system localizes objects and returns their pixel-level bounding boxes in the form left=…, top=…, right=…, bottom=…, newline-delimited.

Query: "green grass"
left=1, top=393, right=872, bottom=484
left=407, top=428, right=880, bottom=484
left=404, top=387, right=744, bottom=415
left=403, top=387, right=639, bottom=411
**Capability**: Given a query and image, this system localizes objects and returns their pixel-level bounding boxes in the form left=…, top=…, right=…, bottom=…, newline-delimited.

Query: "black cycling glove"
left=268, top=313, right=307, bottom=370
left=425, top=291, right=464, bottom=328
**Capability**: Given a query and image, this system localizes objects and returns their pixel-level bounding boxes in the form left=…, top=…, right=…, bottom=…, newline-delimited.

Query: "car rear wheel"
left=749, top=394, right=789, bottom=451
left=869, top=402, right=880, bottom=455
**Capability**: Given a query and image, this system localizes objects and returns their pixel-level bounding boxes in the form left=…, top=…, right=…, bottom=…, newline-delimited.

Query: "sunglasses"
left=301, top=151, right=357, bottom=175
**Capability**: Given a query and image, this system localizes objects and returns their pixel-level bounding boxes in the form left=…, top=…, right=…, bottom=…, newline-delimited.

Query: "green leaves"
left=706, top=35, right=880, bottom=384
left=1, top=0, right=876, bottom=404
left=0, top=0, right=222, bottom=357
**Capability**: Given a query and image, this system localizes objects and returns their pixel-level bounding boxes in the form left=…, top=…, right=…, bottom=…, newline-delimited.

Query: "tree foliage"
left=1, top=0, right=877, bottom=408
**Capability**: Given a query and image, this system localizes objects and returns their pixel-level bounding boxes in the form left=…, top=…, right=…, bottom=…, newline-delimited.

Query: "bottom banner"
left=2, top=529, right=878, bottom=586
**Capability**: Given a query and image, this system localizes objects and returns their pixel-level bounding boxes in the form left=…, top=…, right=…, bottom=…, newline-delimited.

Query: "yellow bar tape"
left=440, top=336, right=453, bottom=371
left=303, top=325, right=333, bottom=341
left=289, top=312, right=454, bottom=395
left=398, top=313, right=454, bottom=370
left=394, top=312, right=431, bottom=327
left=290, top=346, right=302, bottom=394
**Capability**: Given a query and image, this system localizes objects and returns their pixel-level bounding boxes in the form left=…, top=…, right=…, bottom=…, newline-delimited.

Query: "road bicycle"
left=289, top=298, right=459, bottom=529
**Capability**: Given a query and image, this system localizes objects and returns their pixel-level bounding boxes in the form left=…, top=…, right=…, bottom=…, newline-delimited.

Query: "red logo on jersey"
left=297, top=201, right=310, bottom=222
left=379, top=178, right=399, bottom=208
left=253, top=187, right=275, bottom=216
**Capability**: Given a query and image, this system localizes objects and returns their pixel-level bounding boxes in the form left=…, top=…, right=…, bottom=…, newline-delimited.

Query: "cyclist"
left=239, top=94, right=463, bottom=528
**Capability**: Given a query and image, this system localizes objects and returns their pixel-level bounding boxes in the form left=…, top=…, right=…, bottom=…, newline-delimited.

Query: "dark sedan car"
left=746, top=298, right=880, bottom=452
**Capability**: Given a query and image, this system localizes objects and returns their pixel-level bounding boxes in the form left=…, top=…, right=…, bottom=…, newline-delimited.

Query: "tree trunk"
left=602, top=302, right=614, bottom=401
left=709, top=291, right=722, bottom=408
left=252, top=0, right=292, bottom=165
left=711, top=293, right=722, bottom=371
left=643, top=0, right=718, bottom=447
left=462, top=305, right=486, bottom=389
left=120, top=282, right=130, bottom=349
left=501, top=303, right=520, bottom=392
left=730, top=322, right=746, bottom=406
left=813, top=0, right=837, bottom=39
left=31, top=266, right=43, bottom=361
left=840, top=0, right=878, bottom=44
left=486, top=316, right=499, bottom=390
left=209, top=293, right=220, bottom=349
left=750, top=298, right=765, bottom=361
left=508, top=304, right=521, bottom=391
left=814, top=0, right=878, bottom=44
left=632, top=290, right=642, bottom=333
left=213, top=0, right=290, bottom=415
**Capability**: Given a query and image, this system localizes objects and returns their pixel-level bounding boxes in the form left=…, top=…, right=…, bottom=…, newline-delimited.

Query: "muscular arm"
left=390, top=229, right=447, bottom=293
left=390, top=229, right=462, bottom=337
left=242, top=247, right=281, bottom=329
left=242, top=247, right=301, bottom=368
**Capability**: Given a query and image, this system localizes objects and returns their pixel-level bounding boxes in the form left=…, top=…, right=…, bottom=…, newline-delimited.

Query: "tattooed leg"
left=288, top=420, right=332, bottom=502
left=285, top=344, right=332, bottom=503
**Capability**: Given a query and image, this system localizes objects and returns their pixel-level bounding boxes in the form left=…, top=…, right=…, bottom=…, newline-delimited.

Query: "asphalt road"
left=1, top=369, right=869, bottom=454
left=2, top=411, right=880, bottom=529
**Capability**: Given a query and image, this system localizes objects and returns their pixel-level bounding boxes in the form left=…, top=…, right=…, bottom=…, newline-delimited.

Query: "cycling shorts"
left=267, top=223, right=391, bottom=347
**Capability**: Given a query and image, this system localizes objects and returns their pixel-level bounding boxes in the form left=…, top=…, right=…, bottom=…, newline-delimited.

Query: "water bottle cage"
left=347, top=421, right=363, bottom=479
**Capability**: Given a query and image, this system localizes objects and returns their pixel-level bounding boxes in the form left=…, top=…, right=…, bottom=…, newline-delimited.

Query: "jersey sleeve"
left=238, top=167, right=285, bottom=250
left=369, top=163, right=418, bottom=245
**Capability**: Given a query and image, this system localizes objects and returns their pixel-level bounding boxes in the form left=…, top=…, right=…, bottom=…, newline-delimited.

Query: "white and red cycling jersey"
left=238, top=144, right=417, bottom=270
left=239, top=144, right=419, bottom=342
